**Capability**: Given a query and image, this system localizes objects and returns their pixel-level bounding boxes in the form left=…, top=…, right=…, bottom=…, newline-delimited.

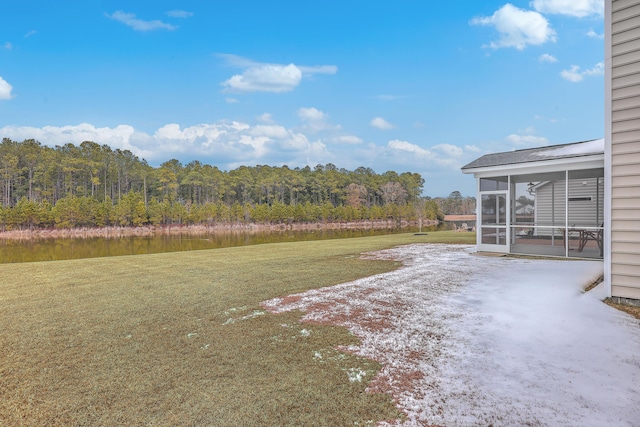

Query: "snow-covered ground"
left=262, top=244, right=640, bottom=426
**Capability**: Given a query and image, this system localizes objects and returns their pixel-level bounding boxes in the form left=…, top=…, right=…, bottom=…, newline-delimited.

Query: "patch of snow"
left=222, top=309, right=266, bottom=325
left=187, top=332, right=198, bottom=338
left=534, top=138, right=604, bottom=157
left=588, top=280, right=608, bottom=301
left=262, top=244, right=640, bottom=426
left=300, top=329, right=310, bottom=337
left=224, top=305, right=248, bottom=315
left=347, top=368, right=367, bottom=383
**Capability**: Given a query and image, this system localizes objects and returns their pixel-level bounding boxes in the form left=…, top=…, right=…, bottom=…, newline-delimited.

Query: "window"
left=480, top=177, right=508, bottom=191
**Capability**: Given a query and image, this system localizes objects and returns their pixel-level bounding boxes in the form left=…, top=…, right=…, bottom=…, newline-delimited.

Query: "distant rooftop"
left=461, top=139, right=604, bottom=171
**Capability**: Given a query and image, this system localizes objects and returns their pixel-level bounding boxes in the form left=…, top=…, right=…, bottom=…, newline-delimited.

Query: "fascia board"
left=461, top=154, right=604, bottom=177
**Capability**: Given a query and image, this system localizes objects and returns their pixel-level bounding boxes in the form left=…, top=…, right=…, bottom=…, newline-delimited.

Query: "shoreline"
left=0, top=220, right=439, bottom=240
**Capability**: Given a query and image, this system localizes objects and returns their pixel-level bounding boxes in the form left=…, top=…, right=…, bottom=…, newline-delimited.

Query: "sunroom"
left=461, top=139, right=605, bottom=259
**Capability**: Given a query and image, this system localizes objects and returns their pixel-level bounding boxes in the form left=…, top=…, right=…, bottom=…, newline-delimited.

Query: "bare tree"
left=345, top=183, right=367, bottom=207
left=380, top=181, right=407, bottom=205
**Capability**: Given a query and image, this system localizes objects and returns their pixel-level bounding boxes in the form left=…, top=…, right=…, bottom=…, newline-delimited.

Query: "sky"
left=0, top=1, right=605, bottom=196
left=263, top=244, right=640, bottom=425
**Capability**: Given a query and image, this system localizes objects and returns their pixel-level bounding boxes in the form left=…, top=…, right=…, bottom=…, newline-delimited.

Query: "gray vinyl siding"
left=534, top=181, right=566, bottom=236
left=534, top=179, right=604, bottom=236
left=611, top=0, right=640, bottom=299
left=568, top=178, right=605, bottom=227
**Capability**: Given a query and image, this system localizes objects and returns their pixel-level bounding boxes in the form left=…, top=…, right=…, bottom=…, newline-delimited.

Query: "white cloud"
left=465, top=145, right=481, bottom=152
left=147, top=121, right=327, bottom=165
left=370, top=117, right=394, bottom=130
left=0, top=123, right=142, bottom=153
left=387, top=140, right=462, bottom=169
left=506, top=133, right=550, bottom=146
left=561, top=66, right=584, bottom=82
left=297, top=107, right=340, bottom=132
left=257, top=113, right=274, bottom=123
left=539, top=53, right=558, bottom=63
left=218, top=54, right=256, bottom=68
left=531, top=0, right=604, bottom=17
left=107, top=11, right=177, bottom=31
left=583, top=62, right=605, bottom=76
left=0, top=76, right=14, bottom=100
left=434, top=144, right=464, bottom=157
left=0, top=121, right=318, bottom=166
left=298, top=65, right=338, bottom=75
left=471, top=4, right=556, bottom=50
left=388, top=140, right=433, bottom=158
left=219, top=54, right=337, bottom=94
left=3, top=42, right=12, bottom=50
left=223, top=63, right=302, bottom=93
left=587, top=29, right=604, bottom=39
left=225, top=97, right=239, bottom=104
left=560, top=62, right=604, bottom=82
left=24, top=30, right=37, bottom=38
left=250, top=125, right=289, bottom=139
left=330, top=135, right=363, bottom=145
left=282, top=133, right=312, bottom=151
left=298, top=107, right=326, bottom=122
left=166, top=10, right=193, bottom=18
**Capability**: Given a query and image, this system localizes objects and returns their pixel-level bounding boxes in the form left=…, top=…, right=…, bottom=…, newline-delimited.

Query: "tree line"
left=0, top=138, right=445, bottom=230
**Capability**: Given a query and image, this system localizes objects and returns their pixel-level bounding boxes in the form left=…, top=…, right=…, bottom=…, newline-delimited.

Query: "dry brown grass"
left=606, top=301, right=640, bottom=320
left=0, top=231, right=473, bottom=426
left=584, top=275, right=604, bottom=292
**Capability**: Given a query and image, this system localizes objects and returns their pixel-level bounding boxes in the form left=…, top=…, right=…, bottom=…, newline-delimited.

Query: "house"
left=606, top=0, right=640, bottom=304
left=460, top=0, right=640, bottom=305
left=461, top=140, right=605, bottom=259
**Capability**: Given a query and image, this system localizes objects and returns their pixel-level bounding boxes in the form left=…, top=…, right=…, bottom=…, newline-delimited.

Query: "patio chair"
left=577, top=224, right=603, bottom=257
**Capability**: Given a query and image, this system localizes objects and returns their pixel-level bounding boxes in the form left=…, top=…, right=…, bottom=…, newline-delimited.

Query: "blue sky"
left=0, top=1, right=604, bottom=196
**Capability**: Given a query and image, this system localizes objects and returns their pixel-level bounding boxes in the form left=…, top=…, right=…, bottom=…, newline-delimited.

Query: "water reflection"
left=0, top=225, right=444, bottom=263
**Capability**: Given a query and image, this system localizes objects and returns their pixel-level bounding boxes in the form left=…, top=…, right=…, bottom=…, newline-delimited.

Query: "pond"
left=0, top=224, right=447, bottom=263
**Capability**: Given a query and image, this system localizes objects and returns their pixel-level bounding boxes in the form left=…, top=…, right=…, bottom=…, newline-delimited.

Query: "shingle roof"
left=461, top=139, right=604, bottom=171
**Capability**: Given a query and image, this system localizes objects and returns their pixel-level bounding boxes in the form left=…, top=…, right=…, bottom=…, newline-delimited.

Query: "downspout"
left=551, top=182, right=555, bottom=247
left=604, top=0, right=613, bottom=297
left=565, top=170, right=569, bottom=257
left=596, top=177, right=600, bottom=227
left=534, top=186, right=538, bottom=237
left=476, top=176, right=481, bottom=249
left=507, top=175, right=512, bottom=250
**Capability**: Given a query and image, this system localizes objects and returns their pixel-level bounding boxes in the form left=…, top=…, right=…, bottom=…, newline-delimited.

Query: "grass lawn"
left=0, top=231, right=474, bottom=426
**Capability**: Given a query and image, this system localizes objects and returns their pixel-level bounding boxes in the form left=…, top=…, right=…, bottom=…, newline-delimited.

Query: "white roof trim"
left=462, top=153, right=604, bottom=177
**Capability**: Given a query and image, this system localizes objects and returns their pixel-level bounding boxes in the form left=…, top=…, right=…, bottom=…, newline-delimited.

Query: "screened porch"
left=479, top=168, right=604, bottom=259
left=462, top=139, right=605, bottom=259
